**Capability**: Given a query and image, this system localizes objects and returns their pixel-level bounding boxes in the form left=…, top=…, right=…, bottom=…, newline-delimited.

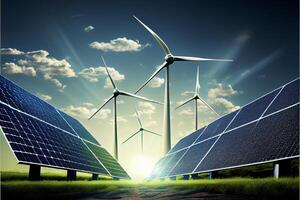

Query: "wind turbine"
left=122, top=109, right=161, bottom=152
left=175, top=66, right=220, bottom=130
left=89, top=56, right=162, bottom=160
left=133, top=16, right=233, bottom=154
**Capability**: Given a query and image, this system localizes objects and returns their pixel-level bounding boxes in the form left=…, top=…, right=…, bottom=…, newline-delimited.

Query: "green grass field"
left=1, top=172, right=299, bottom=200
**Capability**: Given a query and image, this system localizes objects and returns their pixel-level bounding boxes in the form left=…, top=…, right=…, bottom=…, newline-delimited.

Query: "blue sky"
left=1, top=0, right=298, bottom=179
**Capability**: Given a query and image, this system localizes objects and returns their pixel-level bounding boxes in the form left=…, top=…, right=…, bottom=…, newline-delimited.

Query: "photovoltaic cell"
left=0, top=76, right=76, bottom=135
left=85, top=142, right=130, bottom=179
left=59, top=111, right=100, bottom=145
left=0, top=75, right=130, bottom=179
left=168, top=127, right=206, bottom=154
left=196, top=104, right=299, bottom=172
left=195, top=110, right=238, bottom=142
left=264, top=78, right=299, bottom=116
left=227, top=88, right=281, bottom=130
left=169, top=137, right=217, bottom=177
left=0, top=103, right=109, bottom=174
left=149, top=78, right=299, bottom=179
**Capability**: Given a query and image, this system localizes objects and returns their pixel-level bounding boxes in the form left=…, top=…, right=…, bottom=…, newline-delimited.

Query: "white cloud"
left=178, top=108, right=193, bottom=116
left=62, top=103, right=111, bottom=120
left=109, top=116, right=128, bottom=124
left=143, top=120, right=158, bottom=128
left=181, top=90, right=194, bottom=96
left=137, top=102, right=156, bottom=119
left=37, top=93, right=52, bottom=101
left=2, top=48, right=76, bottom=92
left=89, top=37, right=149, bottom=52
left=208, top=83, right=238, bottom=99
left=78, top=66, right=125, bottom=88
left=84, top=25, right=94, bottom=32
left=1, top=48, right=24, bottom=55
left=207, top=83, right=240, bottom=114
left=3, top=62, right=36, bottom=76
left=148, top=77, right=164, bottom=88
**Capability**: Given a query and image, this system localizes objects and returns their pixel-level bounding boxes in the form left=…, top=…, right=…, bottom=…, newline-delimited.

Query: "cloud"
left=37, top=93, right=52, bottom=101
left=181, top=90, right=194, bottom=96
left=3, top=62, right=36, bottom=76
left=109, top=116, right=128, bottom=124
left=89, top=37, right=149, bottom=52
left=137, top=102, right=156, bottom=119
left=208, top=83, right=238, bottom=99
left=148, top=77, right=164, bottom=88
left=1, top=48, right=24, bottom=55
left=62, top=103, right=111, bottom=120
left=2, top=48, right=76, bottom=92
left=84, top=25, right=94, bottom=32
left=78, top=66, right=125, bottom=88
left=178, top=108, right=194, bottom=116
left=207, top=83, right=240, bottom=114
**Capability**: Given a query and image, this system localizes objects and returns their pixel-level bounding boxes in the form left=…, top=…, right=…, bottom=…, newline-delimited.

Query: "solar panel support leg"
left=273, top=162, right=279, bottom=178
left=209, top=171, right=217, bottom=179
left=29, top=165, right=41, bottom=181
left=92, top=174, right=99, bottom=180
left=183, top=175, right=190, bottom=180
left=67, top=170, right=76, bottom=181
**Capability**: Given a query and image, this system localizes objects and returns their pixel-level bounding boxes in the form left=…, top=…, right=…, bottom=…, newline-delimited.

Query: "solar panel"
left=168, top=126, right=206, bottom=154
left=0, top=75, right=130, bottom=179
left=149, top=78, right=299, bottom=179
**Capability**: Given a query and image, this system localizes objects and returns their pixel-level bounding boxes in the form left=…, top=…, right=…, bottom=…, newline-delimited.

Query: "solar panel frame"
left=148, top=78, right=300, bottom=179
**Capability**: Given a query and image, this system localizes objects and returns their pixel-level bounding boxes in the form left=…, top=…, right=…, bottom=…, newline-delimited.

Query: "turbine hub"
left=113, top=89, right=119, bottom=95
left=165, top=54, right=174, bottom=64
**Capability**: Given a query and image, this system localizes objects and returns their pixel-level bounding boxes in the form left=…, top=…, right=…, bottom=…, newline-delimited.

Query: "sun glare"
left=130, top=154, right=156, bottom=180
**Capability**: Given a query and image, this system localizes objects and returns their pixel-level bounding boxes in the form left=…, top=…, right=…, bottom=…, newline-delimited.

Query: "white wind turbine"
left=133, top=16, right=233, bottom=154
left=122, top=109, right=161, bottom=152
left=89, top=56, right=162, bottom=160
left=175, top=66, right=219, bottom=130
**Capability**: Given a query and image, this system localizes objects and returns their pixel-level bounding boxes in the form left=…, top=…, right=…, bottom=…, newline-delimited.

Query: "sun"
left=130, top=154, right=156, bottom=180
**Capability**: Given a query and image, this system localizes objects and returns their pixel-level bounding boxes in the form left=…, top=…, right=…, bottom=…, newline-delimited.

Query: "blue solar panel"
left=149, top=78, right=299, bottom=179
left=58, top=111, right=100, bottom=145
left=264, top=78, right=299, bottom=116
left=169, top=137, right=217, bottom=177
left=0, top=75, right=130, bottom=179
left=228, top=88, right=281, bottom=130
left=195, top=104, right=299, bottom=173
left=0, top=102, right=109, bottom=174
left=0, top=76, right=76, bottom=135
left=85, top=142, right=130, bottom=179
left=195, top=110, right=238, bottom=142
left=168, top=127, right=206, bottom=154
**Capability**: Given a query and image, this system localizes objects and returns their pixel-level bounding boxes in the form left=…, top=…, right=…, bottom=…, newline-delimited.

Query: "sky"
left=0, top=0, right=299, bottom=179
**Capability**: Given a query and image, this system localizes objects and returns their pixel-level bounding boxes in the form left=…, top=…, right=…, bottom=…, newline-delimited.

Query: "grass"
left=1, top=171, right=299, bottom=200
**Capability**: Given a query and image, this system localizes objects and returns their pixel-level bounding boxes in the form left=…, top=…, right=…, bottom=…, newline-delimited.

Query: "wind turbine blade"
left=135, top=108, right=143, bottom=128
left=119, top=91, right=162, bottom=105
left=198, top=96, right=220, bottom=116
left=135, top=61, right=167, bottom=94
left=143, top=129, right=161, bottom=136
left=122, top=130, right=141, bottom=144
left=175, top=96, right=195, bottom=110
left=89, top=95, right=114, bottom=120
left=173, top=56, right=233, bottom=62
left=101, top=56, right=117, bottom=89
left=133, top=16, right=171, bottom=55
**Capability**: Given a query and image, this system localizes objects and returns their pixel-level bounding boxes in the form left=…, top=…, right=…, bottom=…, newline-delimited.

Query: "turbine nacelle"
left=113, top=89, right=119, bottom=96
left=164, top=54, right=174, bottom=64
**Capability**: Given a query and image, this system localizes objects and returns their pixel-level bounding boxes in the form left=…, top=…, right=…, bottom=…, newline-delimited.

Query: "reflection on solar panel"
left=0, top=75, right=130, bottom=179
left=149, top=78, right=299, bottom=179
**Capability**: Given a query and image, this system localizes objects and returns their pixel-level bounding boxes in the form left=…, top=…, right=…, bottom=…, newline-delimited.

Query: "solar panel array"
left=149, top=78, right=299, bottom=179
left=0, top=75, right=130, bottom=179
